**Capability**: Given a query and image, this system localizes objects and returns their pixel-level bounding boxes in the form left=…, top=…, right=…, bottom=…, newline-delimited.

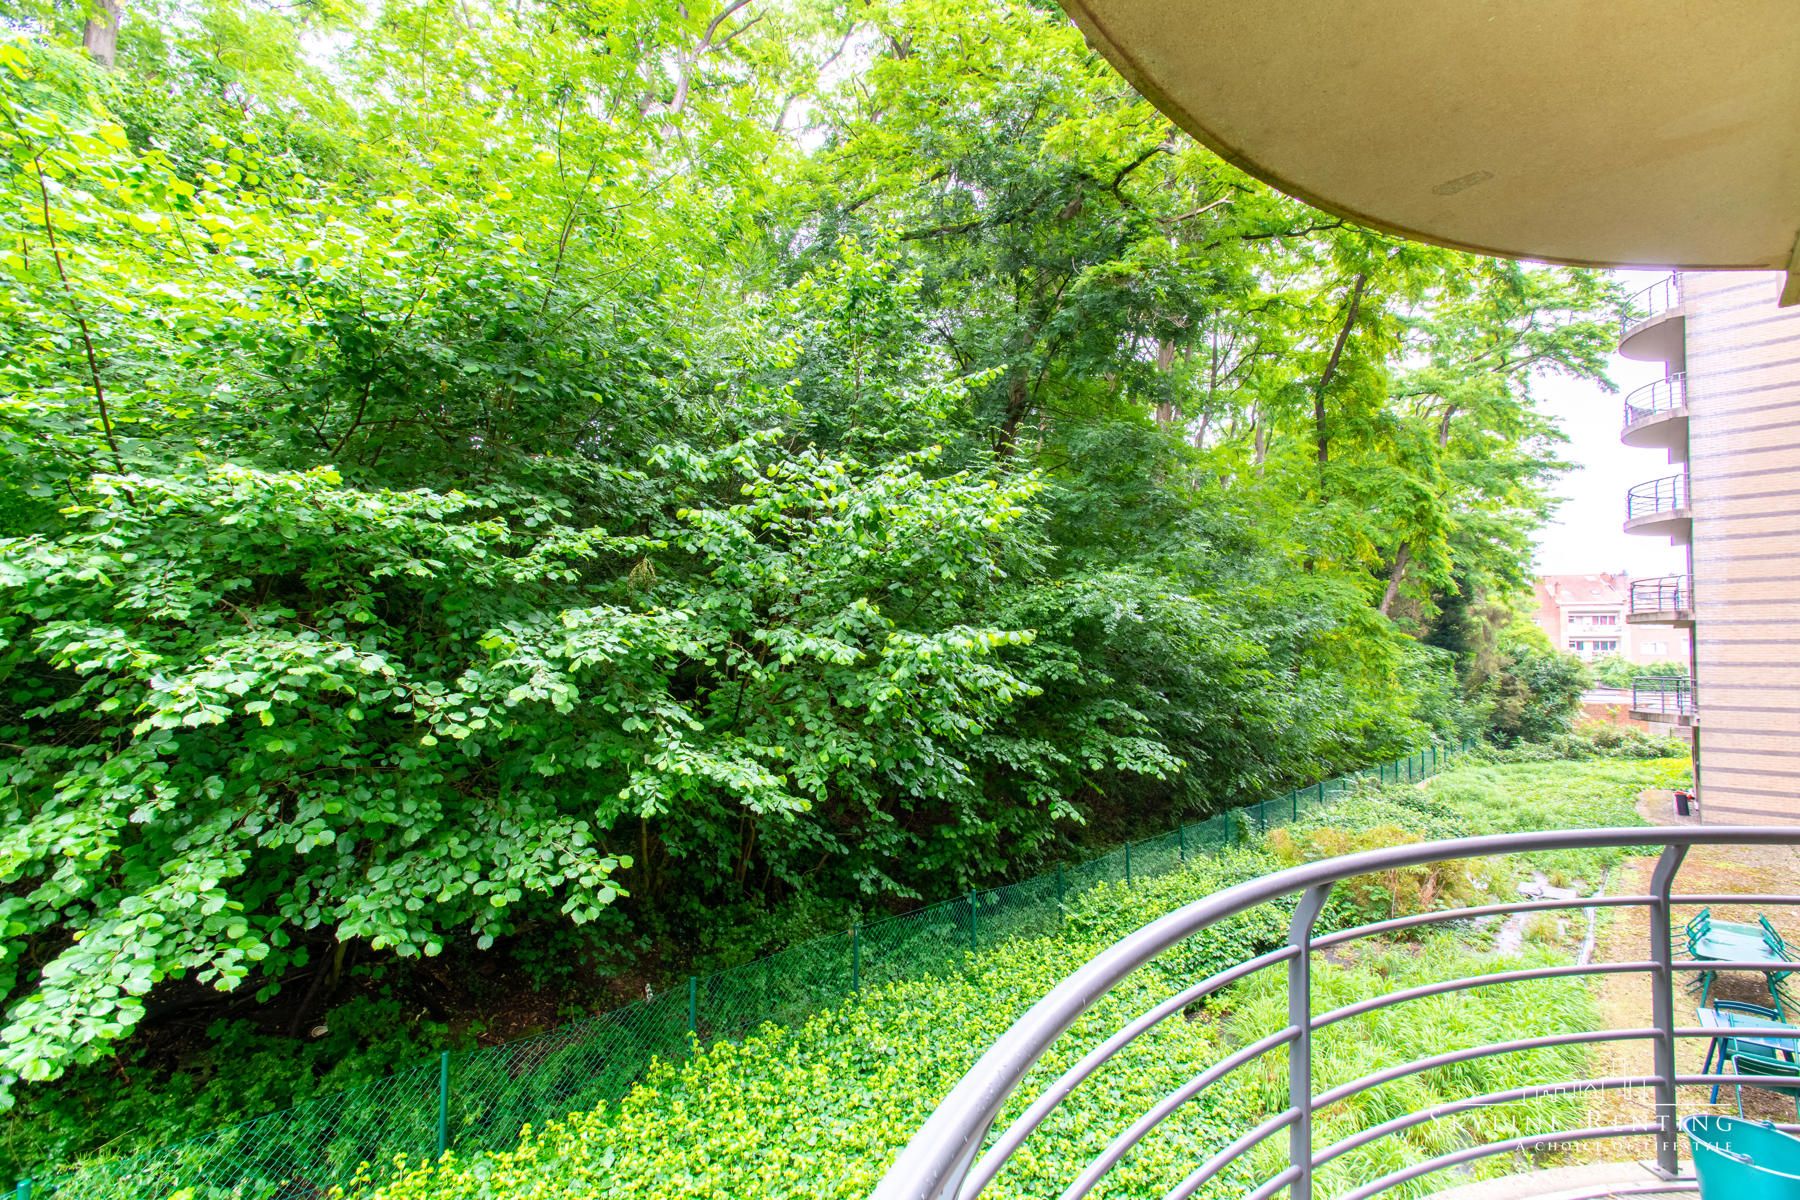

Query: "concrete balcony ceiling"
left=1060, top=0, right=1800, bottom=300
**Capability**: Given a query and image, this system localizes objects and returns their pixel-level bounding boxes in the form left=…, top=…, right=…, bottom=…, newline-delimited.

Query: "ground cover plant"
left=355, top=758, right=1672, bottom=1200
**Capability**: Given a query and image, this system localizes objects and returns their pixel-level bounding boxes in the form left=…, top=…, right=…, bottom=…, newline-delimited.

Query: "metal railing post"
left=969, top=890, right=979, bottom=954
left=852, top=923, right=861, bottom=995
left=687, top=976, right=698, bottom=1043
left=436, top=1051, right=450, bottom=1157
left=1177, top=822, right=1186, bottom=863
left=1649, top=844, right=1689, bottom=1178
left=1289, top=884, right=1334, bottom=1200
left=15, top=1178, right=31, bottom=1200
left=1124, top=841, right=1132, bottom=885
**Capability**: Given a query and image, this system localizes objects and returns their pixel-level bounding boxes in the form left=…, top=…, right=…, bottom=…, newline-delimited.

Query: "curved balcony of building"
left=1624, top=473, right=1692, bottom=543
left=1621, top=374, right=1689, bottom=459
left=1631, top=676, right=1697, bottom=728
left=1628, top=575, right=1695, bottom=628
left=875, top=827, right=1800, bottom=1200
left=1618, top=275, right=1686, bottom=370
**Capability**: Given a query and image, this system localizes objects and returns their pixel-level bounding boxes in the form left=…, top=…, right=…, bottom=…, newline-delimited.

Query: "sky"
left=1529, top=270, right=1687, bottom=580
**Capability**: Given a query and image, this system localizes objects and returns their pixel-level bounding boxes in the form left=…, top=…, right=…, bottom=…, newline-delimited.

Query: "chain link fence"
left=26, top=740, right=1473, bottom=1200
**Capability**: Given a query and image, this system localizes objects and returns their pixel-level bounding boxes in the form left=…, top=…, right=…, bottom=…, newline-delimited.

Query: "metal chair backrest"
left=1736, top=1048, right=1800, bottom=1089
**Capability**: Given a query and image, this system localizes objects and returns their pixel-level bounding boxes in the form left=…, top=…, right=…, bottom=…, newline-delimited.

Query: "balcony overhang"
left=1626, top=608, right=1693, bottom=629
left=1630, top=707, right=1698, bottom=730
left=1622, top=508, right=1692, bottom=544
left=1617, top=309, right=1687, bottom=369
left=1620, top=405, right=1689, bottom=459
left=1060, top=1, right=1800, bottom=295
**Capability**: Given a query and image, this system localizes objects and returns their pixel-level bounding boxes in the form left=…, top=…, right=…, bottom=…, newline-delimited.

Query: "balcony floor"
left=1428, top=1161, right=1689, bottom=1200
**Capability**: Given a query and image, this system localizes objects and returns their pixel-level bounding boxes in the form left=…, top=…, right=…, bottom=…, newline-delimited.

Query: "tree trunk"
left=1152, top=338, right=1179, bottom=429
left=996, top=373, right=1028, bottom=456
left=1379, top=542, right=1411, bottom=617
left=1313, top=271, right=1370, bottom=474
left=82, top=0, right=123, bottom=67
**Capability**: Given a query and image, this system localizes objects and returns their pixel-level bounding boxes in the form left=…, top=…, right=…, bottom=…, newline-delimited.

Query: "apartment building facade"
left=1618, top=271, right=1800, bottom=821
left=1531, top=573, right=1690, bottom=663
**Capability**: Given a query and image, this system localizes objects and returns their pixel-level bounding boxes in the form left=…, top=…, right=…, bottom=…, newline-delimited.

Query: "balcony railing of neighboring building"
left=872, top=828, right=1800, bottom=1200
left=1623, top=373, right=1688, bottom=429
left=1632, top=675, right=1696, bottom=718
left=1619, top=273, right=1683, bottom=341
left=1629, top=575, right=1694, bottom=619
left=1626, top=472, right=1690, bottom=522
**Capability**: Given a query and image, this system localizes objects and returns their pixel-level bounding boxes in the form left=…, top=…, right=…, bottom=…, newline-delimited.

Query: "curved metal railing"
left=1621, top=274, right=1683, bottom=341
left=1623, top=374, right=1688, bottom=429
left=1630, top=575, right=1693, bottom=617
left=872, top=828, right=1800, bottom=1200
left=1634, top=676, right=1697, bottom=717
left=1626, top=473, right=1690, bottom=522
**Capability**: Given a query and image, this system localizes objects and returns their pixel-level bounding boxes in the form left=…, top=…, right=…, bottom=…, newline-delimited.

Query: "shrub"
left=1478, top=723, right=1690, bottom=763
left=1485, top=629, right=1590, bottom=745
left=1269, top=823, right=1493, bottom=927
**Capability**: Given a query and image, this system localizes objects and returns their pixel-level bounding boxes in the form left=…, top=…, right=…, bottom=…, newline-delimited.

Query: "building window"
left=1568, top=638, right=1618, bottom=657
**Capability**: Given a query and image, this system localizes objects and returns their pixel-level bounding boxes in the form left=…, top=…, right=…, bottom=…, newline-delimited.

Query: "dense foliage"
left=0, top=0, right=1618, bottom=1098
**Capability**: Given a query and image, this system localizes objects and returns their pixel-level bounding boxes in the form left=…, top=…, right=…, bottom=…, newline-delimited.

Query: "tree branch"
left=667, top=0, right=756, bottom=116
left=31, top=155, right=125, bottom=476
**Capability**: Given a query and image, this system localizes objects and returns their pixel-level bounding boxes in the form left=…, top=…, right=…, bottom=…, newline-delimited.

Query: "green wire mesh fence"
left=27, top=739, right=1474, bottom=1200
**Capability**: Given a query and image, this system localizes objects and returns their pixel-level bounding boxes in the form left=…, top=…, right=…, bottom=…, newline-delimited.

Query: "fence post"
left=1056, top=864, right=1066, bottom=913
left=435, top=1051, right=450, bottom=1158
left=1316, top=780, right=1325, bottom=809
left=1177, top=822, right=1185, bottom=863
left=687, top=976, right=698, bottom=1043
left=968, top=889, right=979, bottom=955
left=851, top=923, right=861, bottom=995
left=1124, top=841, right=1132, bottom=885
left=15, top=1178, right=31, bottom=1200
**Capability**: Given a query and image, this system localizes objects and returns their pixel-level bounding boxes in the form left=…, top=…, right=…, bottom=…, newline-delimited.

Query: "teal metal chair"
left=1683, top=1114, right=1800, bottom=1198
left=1731, top=1047, right=1800, bottom=1120
left=1708, top=1000, right=1792, bottom=1103
left=1687, top=909, right=1795, bottom=1014
left=1761, top=921, right=1798, bottom=1019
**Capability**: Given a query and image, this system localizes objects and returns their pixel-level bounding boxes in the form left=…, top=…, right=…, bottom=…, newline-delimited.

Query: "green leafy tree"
left=1486, top=625, right=1592, bottom=745
left=0, top=0, right=1624, bottom=1106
